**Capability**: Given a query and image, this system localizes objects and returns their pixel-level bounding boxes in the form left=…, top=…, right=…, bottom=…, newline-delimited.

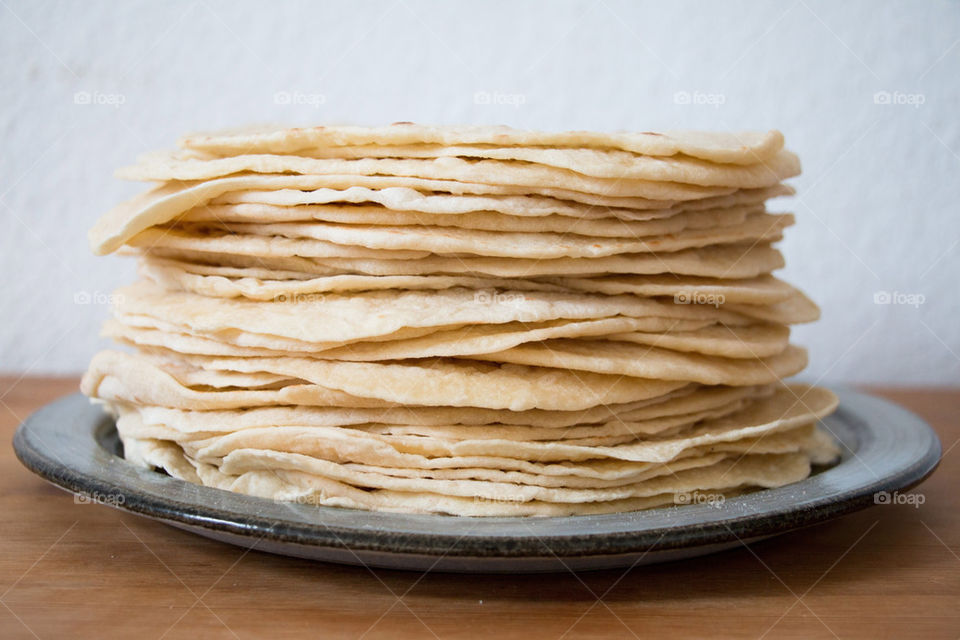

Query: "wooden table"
left=1, top=377, right=957, bottom=639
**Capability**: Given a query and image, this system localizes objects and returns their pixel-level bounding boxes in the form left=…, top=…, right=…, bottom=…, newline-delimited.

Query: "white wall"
left=1, top=0, right=958, bottom=384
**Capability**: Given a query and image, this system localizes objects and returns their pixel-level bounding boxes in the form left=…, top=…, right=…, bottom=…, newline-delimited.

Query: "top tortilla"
left=178, top=124, right=785, bottom=165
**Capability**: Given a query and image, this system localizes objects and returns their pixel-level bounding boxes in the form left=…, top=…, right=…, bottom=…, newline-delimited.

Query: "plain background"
left=0, top=0, right=957, bottom=384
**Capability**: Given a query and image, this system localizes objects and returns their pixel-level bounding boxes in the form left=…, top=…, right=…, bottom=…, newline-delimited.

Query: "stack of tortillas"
left=81, top=124, right=840, bottom=516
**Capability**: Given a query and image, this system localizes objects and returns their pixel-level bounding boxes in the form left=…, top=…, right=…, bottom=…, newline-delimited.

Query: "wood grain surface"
left=1, top=377, right=957, bottom=639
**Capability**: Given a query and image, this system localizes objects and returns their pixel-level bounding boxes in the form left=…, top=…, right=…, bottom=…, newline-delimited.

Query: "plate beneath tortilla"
left=13, top=388, right=940, bottom=573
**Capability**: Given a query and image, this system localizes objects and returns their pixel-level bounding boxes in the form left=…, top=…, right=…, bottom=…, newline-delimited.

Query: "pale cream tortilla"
left=158, top=367, right=291, bottom=390
left=125, top=382, right=709, bottom=431
left=136, top=256, right=798, bottom=307
left=118, top=149, right=798, bottom=191
left=174, top=385, right=836, bottom=465
left=82, top=350, right=395, bottom=410
left=85, top=349, right=690, bottom=411
left=205, top=185, right=667, bottom=220
left=726, top=293, right=821, bottom=324
left=549, top=273, right=797, bottom=305
left=184, top=212, right=791, bottom=260
left=208, top=448, right=807, bottom=504
left=126, top=386, right=769, bottom=439
left=91, top=173, right=717, bottom=255
left=125, top=227, right=431, bottom=261
left=113, top=280, right=757, bottom=346
left=104, top=315, right=721, bottom=360
left=178, top=124, right=785, bottom=165
left=123, top=435, right=809, bottom=515
left=287, top=143, right=799, bottom=184
left=179, top=201, right=761, bottom=238
left=209, top=183, right=794, bottom=220
left=118, top=157, right=735, bottom=205
left=162, top=243, right=784, bottom=279
left=604, top=323, right=789, bottom=359
left=117, top=404, right=827, bottom=483
left=136, top=255, right=574, bottom=299
left=117, top=415, right=734, bottom=489
left=470, top=341, right=807, bottom=385
left=163, top=340, right=806, bottom=402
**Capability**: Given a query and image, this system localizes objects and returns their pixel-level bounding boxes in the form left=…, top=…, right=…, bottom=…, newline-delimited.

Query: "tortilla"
left=105, top=315, right=720, bottom=360
left=112, top=280, right=758, bottom=346
left=171, top=243, right=784, bottom=278
left=179, top=124, right=786, bottom=165
left=179, top=201, right=762, bottom=238
left=185, top=211, right=791, bottom=260
left=119, top=149, right=798, bottom=191
left=92, top=173, right=720, bottom=255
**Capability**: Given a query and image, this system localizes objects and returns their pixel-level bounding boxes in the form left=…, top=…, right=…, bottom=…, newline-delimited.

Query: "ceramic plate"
left=14, top=388, right=940, bottom=573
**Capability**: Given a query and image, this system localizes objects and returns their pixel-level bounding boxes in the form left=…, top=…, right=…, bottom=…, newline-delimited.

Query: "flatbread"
left=137, top=256, right=798, bottom=306
left=127, top=385, right=768, bottom=435
left=210, top=182, right=794, bottom=219
left=471, top=341, right=806, bottom=385
left=179, top=201, right=762, bottom=238
left=112, top=281, right=757, bottom=346
left=287, top=144, right=799, bottom=185
left=118, top=150, right=798, bottom=191
left=186, top=212, right=791, bottom=260
left=177, top=384, right=836, bottom=464
left=179, top=124, right=786, bottom=165
left=82, top=350, right=393, bottom=410
left=104, top=316, right=719, bottom=360
left=86, top=349, right=691, bottom=411
left=187, top=243, right=785, bottom=278
left=92, top=173, right=719, bottom=255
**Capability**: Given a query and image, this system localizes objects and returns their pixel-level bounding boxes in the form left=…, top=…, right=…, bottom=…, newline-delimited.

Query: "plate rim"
left=13, top=388, right=941, bottom=559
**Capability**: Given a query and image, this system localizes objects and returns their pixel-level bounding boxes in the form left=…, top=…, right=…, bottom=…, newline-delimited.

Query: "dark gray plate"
left=14, top=389, right=940, bottom=573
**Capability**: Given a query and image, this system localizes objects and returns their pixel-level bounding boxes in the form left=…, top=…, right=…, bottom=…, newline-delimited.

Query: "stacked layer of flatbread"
left=81, top=124, right=839, bottom=516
